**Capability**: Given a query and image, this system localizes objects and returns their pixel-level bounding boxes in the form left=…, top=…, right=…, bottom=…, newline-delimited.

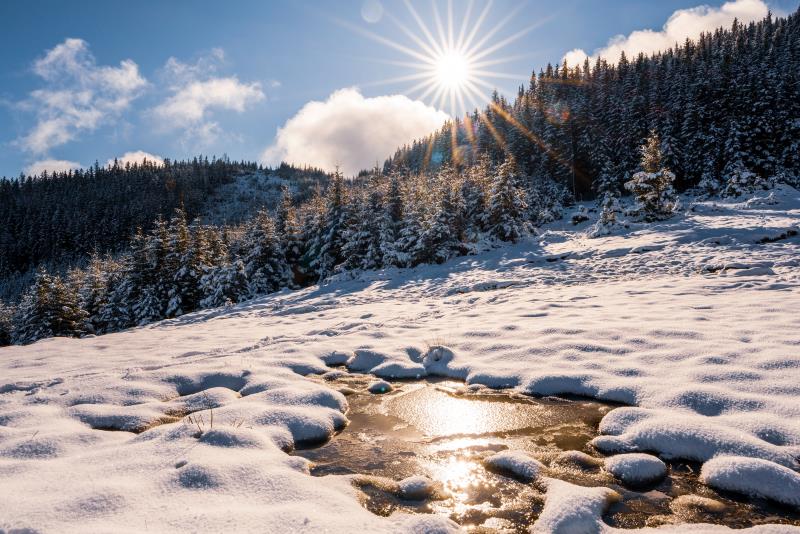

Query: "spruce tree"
left=0, top=299, right=15, bottom=346
left=488, top=154, right=528, bottom=242
left=243, top=210, right=291, bottom=296
left=275, top=184, right=303, bottom=285
left=415, top=184, right=466, bottom=264
left=200, top=259, right=248, bottom=308
left=13, top=268, right=86, bottom=344
left=343, top=176, right=384, bottom=271
left=315, top=170, right=349, bottom=279
left=50, top=275, right=87, bottom=338
left=461, top=155, right=491, bottom=237
left=380, top=171, right=405, bottom=267
left=79, top=253, right=109, bottom=334
left=624, top=130, right=678, bottom=220
left=13, top=268, right=57, bottom=344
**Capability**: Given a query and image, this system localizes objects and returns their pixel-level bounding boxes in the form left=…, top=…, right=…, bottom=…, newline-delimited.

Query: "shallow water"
left=298, top=375, right=800, bottom=532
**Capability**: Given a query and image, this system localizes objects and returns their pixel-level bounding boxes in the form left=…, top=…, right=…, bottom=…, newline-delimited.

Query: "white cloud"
left=107, top=150, right=164, bottom=168
left=563, top=0, right=770, bottom=65
left=151, top=51, right=264, bottom=147
left=24, top=159, right=82, bottom=176
left=19, top=38, right=147, bottom=153
left=154, top=78, right=264, bottom=127
left=262, top=88, right=448, bottom=175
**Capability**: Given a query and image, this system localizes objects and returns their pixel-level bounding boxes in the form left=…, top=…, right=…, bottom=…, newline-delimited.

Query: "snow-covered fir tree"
left=415, top=182, right=467, bottom=264
left=0, top=299, right=14, bottom=346
left=460, top=155, right=491, bottom=238
left=274, top=184, right=303, bottom=286
left=78, top=253, right=109, bottom=334
left=722, top=160, right=773, bottom=197
left=343, top=172, right=384, bottom=271
left=588, top=192, right=623, bottom=238
left=200, top=259, right=248, bottom=308
left=242, top=210, right=292, bottom=296
left=134, top=218, right=169, bottom=325
left=488, top=154, right=528, bottom=242
left=380, top=171, right=405, bottom=267
left=624, top=131, right=678, bottom=221
left=13, top=268, right=86, bottom=345
left=314, top=170, right=350, bottom=279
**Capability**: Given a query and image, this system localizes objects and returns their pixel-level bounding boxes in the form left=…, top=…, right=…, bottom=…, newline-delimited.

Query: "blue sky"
left=1, top=0, right=797, bottom=177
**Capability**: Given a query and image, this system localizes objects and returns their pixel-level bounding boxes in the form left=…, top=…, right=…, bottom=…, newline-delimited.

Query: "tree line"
left=0, top=158, right=331, bottom=302
left=385, top=10, right=799, bottom=198
left=0, top=154, right=570, bottom=345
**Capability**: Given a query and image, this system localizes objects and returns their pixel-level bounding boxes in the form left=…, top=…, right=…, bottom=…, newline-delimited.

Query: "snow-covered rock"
left=532, top=478, right=620, bottom=534
left=367, top=380, right=393, bottom=394
left=603, top=453, right=667, bottom=486
left=700, top=455, right=800, bottom=508
left=483, top=450, right=545, bottom=481
left=397, top=475, right=443, bottom=500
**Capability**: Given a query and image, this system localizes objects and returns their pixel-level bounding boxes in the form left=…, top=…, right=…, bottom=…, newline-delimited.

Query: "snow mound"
left=483, top=450, right=545, bottom=481
left=603, top=453, right=667, bottom=486
left=593, top=407, right=799, bottom=468
left=347, top=349, right=390, bottom=372
left=197, top=427, right=273, bottom=449
left=393, top=514, right=460, bottom=533
left=700, top=456, right=800, bottom=508
left=319, top=350, right=353, bottom=366
left=166, top=371, right=248, bottom=396
left=68, top=402, right=178, bottom=433
left=371, top=361, right=426, bottom=379
left=253, top=406, right=347, bottom=445
left=175, top=463, right=224, bottom=489
left=532, top=478, right=620, bottom=534
left=422, top=346, right=469, bottom=379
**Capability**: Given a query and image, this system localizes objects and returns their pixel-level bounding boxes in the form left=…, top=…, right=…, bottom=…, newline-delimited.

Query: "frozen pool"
left=297, top=374, right=800, bottom=532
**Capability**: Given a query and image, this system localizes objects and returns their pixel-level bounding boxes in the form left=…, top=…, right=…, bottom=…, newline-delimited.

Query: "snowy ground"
left=2, top=186, right=800, bottom=533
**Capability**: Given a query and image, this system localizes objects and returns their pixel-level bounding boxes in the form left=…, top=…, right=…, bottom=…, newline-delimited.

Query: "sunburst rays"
left=341, top=0, right=551, bottom=118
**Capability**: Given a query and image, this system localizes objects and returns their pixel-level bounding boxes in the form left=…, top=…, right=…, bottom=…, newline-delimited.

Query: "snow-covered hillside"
left=200, top=171, right=290, bottom=225
left=1, top=186, right=800, bottom=533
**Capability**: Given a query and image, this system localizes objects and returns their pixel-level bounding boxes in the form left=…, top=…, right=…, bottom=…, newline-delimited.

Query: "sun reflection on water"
left=426, top=451, right=492, bottom=515
left=386, top=385, right=548, bottom=437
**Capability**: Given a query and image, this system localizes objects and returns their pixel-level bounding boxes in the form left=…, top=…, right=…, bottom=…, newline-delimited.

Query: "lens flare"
left=339, top=1, right=553, bottom=116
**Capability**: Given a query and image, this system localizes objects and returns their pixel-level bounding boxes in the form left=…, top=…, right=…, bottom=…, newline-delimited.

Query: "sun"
left=435, top=50, right=470, bottom=90
left=340, top=1, right=549, bottom=117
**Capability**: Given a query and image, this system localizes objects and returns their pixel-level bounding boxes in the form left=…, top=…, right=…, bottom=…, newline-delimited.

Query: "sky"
left=0, top=0, right=797, bottom=178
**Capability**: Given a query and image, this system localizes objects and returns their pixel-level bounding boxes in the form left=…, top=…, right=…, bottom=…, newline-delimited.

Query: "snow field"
left=2, top=186, right=800, bottom=531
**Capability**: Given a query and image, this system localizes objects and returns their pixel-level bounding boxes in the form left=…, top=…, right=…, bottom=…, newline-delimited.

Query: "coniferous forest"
left=386, top=11, right=799, bottom=196
left=1, top=10, right=798, bottom=346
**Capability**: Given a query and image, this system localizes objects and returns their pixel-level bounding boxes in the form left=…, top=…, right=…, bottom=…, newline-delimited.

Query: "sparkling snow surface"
left=2, top=187, right=800, bottom=532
